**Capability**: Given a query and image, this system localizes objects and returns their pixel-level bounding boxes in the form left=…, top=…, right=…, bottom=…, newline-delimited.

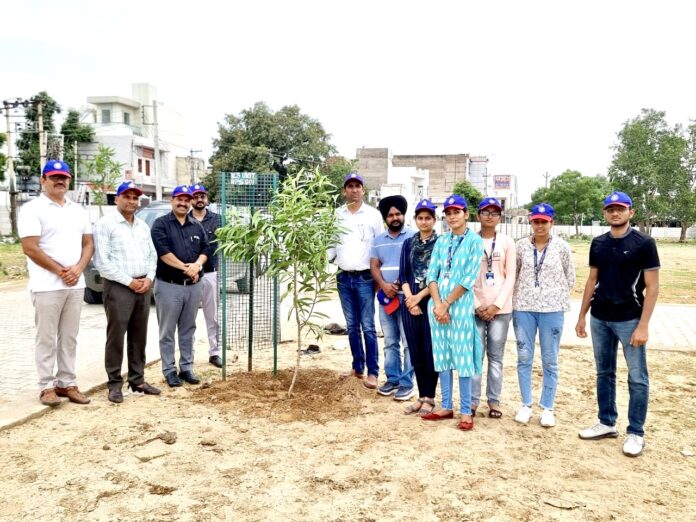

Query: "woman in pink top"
left=472, top=197, right=516, bottom=418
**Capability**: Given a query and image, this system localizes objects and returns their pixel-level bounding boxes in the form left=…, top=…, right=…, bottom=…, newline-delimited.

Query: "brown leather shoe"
left=39, top=388, right=61, bottom=407
left=364, top=375, right=378, bottom=389
left=55, top=386, right=91, bottom=404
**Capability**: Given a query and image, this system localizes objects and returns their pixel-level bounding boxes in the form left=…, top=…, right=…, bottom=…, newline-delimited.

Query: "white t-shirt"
left=330, top=202, right=383, bottom=271
left=18, top=194, right=92, bottom=292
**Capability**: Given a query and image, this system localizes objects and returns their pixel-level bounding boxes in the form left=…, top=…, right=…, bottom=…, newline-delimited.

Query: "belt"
left=339, top=269, right=371, bottom=276
left=204, top=269, right=217, bottom=273
left=157, top=277, right=198, bottom=286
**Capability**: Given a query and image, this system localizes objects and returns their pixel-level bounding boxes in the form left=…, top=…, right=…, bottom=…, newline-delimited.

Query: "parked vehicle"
left=83, top=201, right=250, bottom=304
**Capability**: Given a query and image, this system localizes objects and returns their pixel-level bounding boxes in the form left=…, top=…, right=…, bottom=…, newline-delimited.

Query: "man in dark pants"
left=151, top=185, right=211, bottom=387
left=93, top=181, right=160, bottom=403
left=576, top=191, right=660, bottom=457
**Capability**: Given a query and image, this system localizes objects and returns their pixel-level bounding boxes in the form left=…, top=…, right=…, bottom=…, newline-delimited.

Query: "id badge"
left=441, top=275, right=450, bottom=287
left=485, top=272, right=495, bottom=286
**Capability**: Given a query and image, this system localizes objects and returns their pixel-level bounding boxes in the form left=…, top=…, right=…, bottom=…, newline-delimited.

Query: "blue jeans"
left=590, top=317, right=649, bottom=436
left=513, top=310, right=564, bottom=410
left=337, top=271, right=379, bottom=377
left=472, top=313, right=511, bottom=406
left=378, top=295, right=414, bottom=388
left=439, top=370, right=472, bottom=415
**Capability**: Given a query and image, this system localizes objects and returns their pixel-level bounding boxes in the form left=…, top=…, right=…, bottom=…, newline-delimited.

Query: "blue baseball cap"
left=603, top=191, right=632, bottom=209
left=530, top=203, right=555, bottom=221
left=191, top=183, right=208, bottom=195
left=376, top=289, right=399, bottom=315
left=343, top=172, right=364, bottom=187
left=116, top=180, right=143, bottom=196
left=415, top=198, right=437, bottom=215
left=478, top=197, right=503, bottom=212
left=443, top=194, right=468, bottom=210
left=42, top=160, right=72, bottom=178
left=171, top=185, right=193, bottom=198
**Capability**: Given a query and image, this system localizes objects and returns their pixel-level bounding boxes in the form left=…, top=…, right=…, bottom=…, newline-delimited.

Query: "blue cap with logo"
left=415, top=198, right=437, bottom=215
left=191, top=183, right=208, bottom=195
left=530, top=202, right=555, bottom=221
left=343, top=172, right=364, bottom=187
left=376, top=289, right=400, bottom=315
left=42, top=160, right=72, bottom=178
left=171, top=185, right=193, bottom=198
left=116, top=180, right=143, bottom=196
left=478, top=197, right=503, bottom=211
left=443, top=194, right=468, bottom=210
left=603, top=191, right=632, bottom=209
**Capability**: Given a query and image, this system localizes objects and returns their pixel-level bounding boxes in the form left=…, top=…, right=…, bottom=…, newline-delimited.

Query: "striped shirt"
left=93, top=211, right=157, bottom=287
left=370, top=227, right=415, bottom=285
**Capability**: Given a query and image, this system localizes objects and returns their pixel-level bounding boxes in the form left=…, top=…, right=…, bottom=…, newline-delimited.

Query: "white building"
left=369, top=165, right=429, bottom=228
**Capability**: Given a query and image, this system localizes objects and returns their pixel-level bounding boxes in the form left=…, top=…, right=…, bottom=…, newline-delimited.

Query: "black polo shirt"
left=191, top=208, right=221, bottom=272
left=589, top=228, right=660, bottom=322
left=151, top=211, right=211, bottom=284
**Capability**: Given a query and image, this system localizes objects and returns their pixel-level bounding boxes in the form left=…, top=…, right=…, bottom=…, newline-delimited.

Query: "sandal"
left=404, top=399, right=424, bottom=415
left=418, top=399, right=437, bottom=417
left=488, top=408, right=503, bottom=419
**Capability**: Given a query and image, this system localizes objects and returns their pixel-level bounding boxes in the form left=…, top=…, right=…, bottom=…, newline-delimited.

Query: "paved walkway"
left=1, top=280, right=694, bottom=430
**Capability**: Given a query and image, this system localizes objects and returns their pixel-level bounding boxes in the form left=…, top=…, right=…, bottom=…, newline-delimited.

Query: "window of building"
left=145, top=160, right=150, bottom=176
left=101, top=109, right=111, bottom=124
left=138, top=159, right=143, bottom=173
left=123, top=112, right=130, bottom=125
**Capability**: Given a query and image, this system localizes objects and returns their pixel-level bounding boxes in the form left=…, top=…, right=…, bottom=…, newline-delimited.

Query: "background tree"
left=608, top=109, right=685, bottom=233
left=671, top=122, right=696, bottom=241
left=16, top=92, right=61, bottom=175
left=530, top=170, right=609, bottom=235
left=320, top=155, right=356, bottom=204
left=85, top=144, right=122, bottom=213
left=60, top=109, right=94, bottom=180
left=451, top=179, right=484, bottom=220
left=216, top=168, right=342, bottom=396
left=205, top=102, right=336, bottom=199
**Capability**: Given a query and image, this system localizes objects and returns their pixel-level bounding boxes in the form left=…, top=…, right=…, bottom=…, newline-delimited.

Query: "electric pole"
left=543, top=171, right=550, bottom=188
left=188, top=149, right=201, bottom=184
left=3, top=101, right=17, bottom=236
left=37, top=100, right=46, bottom=171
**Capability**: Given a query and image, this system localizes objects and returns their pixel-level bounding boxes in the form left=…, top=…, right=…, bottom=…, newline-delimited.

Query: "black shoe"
left=178, top=370, right=201, bottom=385
left=108, top=388, right=123, bottom=404
left=165, top=373, right=183, bottom=388
left=129, top=382, right=161, bottom=395
left=209, top=355, right=223, bottom=368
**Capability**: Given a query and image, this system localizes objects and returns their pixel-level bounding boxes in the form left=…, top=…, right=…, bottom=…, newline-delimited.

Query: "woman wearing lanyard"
left=472, top=197, right=516, bottom=419
left=400, top=199, right=439, bottom=416
left=422, top=194, right=484, bottom=431
left=512, top=203, right=575, bottom=428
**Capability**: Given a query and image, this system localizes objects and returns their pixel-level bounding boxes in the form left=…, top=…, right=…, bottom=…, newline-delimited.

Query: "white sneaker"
left=623, top=434, right=645, bottom=457
left=540, top=409, right=556, bottom=428
left=578, top=422, right=619, bottom=440
left=514, top=405, right=533, bottom=424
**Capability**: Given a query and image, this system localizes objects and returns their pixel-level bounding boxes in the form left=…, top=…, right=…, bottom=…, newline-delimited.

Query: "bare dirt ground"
left=1, top=337, right=695, bottom=521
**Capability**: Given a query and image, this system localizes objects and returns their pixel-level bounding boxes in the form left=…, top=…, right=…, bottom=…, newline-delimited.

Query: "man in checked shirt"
left=93, top=181, right=161, bottom=403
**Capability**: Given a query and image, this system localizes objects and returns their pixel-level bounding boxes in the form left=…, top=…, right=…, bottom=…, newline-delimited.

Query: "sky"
left=3, top=0, right=695, bottom=203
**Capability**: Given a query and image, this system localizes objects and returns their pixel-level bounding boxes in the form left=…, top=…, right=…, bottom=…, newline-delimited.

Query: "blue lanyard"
left=446, top=230, right=467, bottom=274
left=480, top=232, right=496, bottom=272
left=532, top=236, right=551, bottom=287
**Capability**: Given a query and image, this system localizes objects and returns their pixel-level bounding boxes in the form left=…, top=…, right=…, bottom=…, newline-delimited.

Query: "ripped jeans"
left=513, top=310, right=564, bottom=410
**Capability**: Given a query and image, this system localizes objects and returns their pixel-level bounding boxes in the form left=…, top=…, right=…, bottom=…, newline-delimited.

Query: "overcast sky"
left=3, top=0, right=695, bottom=202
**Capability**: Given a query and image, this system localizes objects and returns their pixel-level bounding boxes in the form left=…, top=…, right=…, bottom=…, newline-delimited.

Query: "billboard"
left=494, top=175, right=510, bottom=190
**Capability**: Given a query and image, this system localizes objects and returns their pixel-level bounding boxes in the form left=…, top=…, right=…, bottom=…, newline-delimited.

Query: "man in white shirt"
left=328, top=173, right=383, bottom=389
left=18, top=160, right=94, bottom=406
left=93, top=181, right=160, bottom=403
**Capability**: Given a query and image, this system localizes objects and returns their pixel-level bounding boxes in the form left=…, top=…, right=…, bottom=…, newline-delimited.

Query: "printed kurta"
left=426, top=230, right=485, bottom=376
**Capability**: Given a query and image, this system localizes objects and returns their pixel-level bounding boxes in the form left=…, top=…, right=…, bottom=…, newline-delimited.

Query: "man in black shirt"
left=151, top=185, right=210, bottom=387
left=575, top=191, right=660, bottom=457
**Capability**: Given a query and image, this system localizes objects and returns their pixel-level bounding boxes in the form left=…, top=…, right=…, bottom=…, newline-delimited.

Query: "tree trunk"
left=287, top=269, right=302, bottom=397
left=680, top=222, right=688, bottom=242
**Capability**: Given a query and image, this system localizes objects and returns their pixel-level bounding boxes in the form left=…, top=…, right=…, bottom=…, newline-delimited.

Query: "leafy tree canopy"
left=320, top=155, right=356, bottom=204
left=205, top=102, right=336, bottom=199
left=85, top=144, right=122, bottom=208
left=61, top=109, right=94, bottom=175
left=451, top=179, right=484, bottom=220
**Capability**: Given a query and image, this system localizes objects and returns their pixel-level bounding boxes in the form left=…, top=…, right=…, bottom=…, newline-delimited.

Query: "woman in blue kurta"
left=422, top=194, right=484, bottom=431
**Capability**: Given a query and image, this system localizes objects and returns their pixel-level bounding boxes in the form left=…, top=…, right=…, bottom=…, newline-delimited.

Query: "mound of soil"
left=193, top=368, right=374, bottom=423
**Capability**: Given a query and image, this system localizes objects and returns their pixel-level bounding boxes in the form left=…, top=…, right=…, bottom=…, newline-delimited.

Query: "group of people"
left=17, top=162, right=659, bottom=458
left=331, top=173, right=659, bottom=457
left=18, top=160, right=223, bottom=407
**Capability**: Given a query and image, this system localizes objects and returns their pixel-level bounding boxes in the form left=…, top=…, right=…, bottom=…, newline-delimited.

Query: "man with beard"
left=371, top=195, right=416, bottom=401
left=18, top=160, right=94, bottom=406
left=151, top=185, right=211, bottom=387
left=93, top=181, right=160, bottom=403
left=189, top=184, right=225, bottom=369
left=328, top=173, right=383, bottom=389
left=576, top=191, right=660, bottom=457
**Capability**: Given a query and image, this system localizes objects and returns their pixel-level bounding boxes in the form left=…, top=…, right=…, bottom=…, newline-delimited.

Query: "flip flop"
left=488, top=408, right=503, bottom=419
